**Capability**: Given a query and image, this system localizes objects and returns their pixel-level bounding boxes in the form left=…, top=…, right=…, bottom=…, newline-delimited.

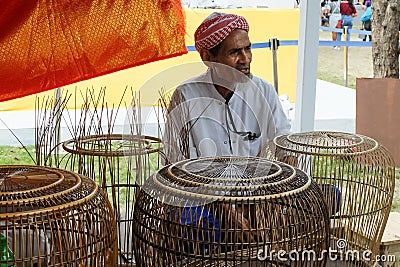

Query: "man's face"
left=210, top=29, right=252, bottom=76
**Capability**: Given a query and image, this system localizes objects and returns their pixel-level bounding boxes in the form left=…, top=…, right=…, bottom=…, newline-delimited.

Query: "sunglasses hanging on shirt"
left=225, top=100, right=259, bottom=141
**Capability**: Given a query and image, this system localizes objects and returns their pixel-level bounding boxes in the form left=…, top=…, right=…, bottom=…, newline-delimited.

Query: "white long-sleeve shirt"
left=163, top=69, right=291, bottom=163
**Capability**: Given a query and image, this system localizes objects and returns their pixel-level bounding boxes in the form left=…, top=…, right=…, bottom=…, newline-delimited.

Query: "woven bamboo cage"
left=0, top=165, right=117, bottom=266
left=31, top=87, right=163, bottom=265
left=62, top=133, right=161, bottom=265
left=133, top=156, right=330, bottom=266
left=273, top=131, right=396, bottom=266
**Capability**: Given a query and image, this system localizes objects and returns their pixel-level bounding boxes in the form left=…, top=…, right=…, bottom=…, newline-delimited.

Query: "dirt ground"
left=317, top=30, right=373, bottom=89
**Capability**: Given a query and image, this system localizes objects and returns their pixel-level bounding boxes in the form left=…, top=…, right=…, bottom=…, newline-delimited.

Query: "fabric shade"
left=0, top=0, right=187, bottom=102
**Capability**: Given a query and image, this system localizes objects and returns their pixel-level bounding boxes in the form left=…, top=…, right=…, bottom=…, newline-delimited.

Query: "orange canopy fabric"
left=0, top=0, right=187, bottom=102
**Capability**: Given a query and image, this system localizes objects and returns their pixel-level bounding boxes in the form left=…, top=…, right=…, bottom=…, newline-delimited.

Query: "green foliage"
left=0, top=145, right=36, bottom=165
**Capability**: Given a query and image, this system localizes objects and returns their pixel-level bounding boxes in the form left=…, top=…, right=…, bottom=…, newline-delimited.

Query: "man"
left=360, top=1, right=372, bottom=41
left=163, top=12, right=291, bottom=164
left=321, top=0, right=331, bottom=26
left=160, top=13, right=294, bottom=248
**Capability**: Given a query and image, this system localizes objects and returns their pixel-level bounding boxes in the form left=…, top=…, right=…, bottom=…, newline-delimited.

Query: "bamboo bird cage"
left=273, top=131, right=396, bottom=266
left=0, top=165, right=117, bottom=266
left=62, top=133, right=161, bottom=266
left=132, top=156, right=330, bottom=266
left=33, top=88, right=163, bottom=265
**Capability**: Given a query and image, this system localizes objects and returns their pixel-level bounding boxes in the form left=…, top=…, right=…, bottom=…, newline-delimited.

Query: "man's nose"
left=238, top=49, right=251, bottom=63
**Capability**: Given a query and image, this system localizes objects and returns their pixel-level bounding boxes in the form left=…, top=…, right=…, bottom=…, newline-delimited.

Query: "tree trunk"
left=372, top=0, right=400, bottom=78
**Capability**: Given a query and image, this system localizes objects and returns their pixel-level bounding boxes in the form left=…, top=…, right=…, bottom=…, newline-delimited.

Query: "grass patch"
left=0, top=145, right=36, bottom=165
left=317, top=30, right=373, bottom=89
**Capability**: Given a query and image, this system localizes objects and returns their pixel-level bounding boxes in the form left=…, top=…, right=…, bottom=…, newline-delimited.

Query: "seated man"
left=163, top=12, right=291, bottom=164
left=162, top=13, right=292, bottom=247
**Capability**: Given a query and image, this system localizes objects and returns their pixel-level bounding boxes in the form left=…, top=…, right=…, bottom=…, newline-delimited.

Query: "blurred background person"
left=329, top=0, right=341, bottom=48
left=360, top=0, right=372, bottom=41
left=336, top=0, right=357, bottom=46
left=321, top=0, right=331, bottom=26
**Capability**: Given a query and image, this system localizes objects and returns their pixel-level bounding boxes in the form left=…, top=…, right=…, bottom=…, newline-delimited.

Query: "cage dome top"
left=142, top=156, right=316, bottom=205
left=0, top=165, right=97, bottom=216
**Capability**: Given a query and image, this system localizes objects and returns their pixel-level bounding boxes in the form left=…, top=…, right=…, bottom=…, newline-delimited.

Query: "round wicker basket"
left=133, top=156, right=330, bottom=266
left=62, top=134, right=161, bottom=265
left=0, top=165, right=117, bottom=266
left=273, top=131, right=396, bottom=266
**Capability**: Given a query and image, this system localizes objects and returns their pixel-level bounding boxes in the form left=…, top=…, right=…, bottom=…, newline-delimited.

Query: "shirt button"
left=224, top=141, right=227, bottom=144
left=219, top=102, right=222, bottom=105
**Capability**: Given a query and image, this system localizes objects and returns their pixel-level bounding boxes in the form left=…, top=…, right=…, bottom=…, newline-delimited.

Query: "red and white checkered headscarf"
left=194, top=12, right=249, bottom=52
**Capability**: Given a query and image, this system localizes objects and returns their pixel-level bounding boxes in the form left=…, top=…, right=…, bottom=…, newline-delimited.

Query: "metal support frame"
left=269, top=38, right=280, bottom=93
left=343, top=26, right=349, bottom=87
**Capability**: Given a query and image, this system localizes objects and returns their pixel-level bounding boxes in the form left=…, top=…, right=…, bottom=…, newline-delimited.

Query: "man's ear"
left=199, top=49, right=215, bottom=64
